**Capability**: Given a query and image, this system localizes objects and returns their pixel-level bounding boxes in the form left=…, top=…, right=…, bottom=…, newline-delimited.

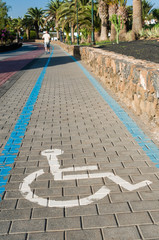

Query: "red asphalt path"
left=0, top=43, right=44, bottom=87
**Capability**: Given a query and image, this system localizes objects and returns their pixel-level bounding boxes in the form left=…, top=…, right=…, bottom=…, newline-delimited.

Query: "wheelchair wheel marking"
left=19, top=149, right=152, bottom=208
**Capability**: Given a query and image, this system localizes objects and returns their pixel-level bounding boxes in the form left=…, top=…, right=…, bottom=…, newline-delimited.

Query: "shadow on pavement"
left=0, top=55, right=79, bottom=74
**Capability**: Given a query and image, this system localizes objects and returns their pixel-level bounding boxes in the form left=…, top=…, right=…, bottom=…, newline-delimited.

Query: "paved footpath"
left=0, top=43, right=44, bottom=91
left=0, top=44, right=159, bottom=240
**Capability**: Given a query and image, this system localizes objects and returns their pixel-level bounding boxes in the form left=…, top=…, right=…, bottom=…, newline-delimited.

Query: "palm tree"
left=57, top=0, right=78, bottom=43
left=27, top=7, right=44, bottom=39
left=109, top=2, right=118, bottom=41
left=22, top=15, right=33, bottom=40
left=117, top=0, right=128, bottom=35
left=78, top=2, right=100, bottom=42
left=98, top=0, right=109, bottom=41
left=46, top=0, right=61, bottom=40
left=132, top=0, right=142, bottom=35
left=0, top=0, right=10, bottom=29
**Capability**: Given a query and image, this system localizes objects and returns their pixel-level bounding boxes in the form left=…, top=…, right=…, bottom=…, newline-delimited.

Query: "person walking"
left=42, top=31, right=51, bottom=54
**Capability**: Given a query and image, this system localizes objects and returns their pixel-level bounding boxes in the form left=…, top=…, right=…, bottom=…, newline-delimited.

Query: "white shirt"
left=42, top=33, right=50, bottom=43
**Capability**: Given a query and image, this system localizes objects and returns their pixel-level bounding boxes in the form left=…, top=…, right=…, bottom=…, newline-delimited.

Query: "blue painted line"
left=63, top=49, right=159, bottom=166
left=0, top=48, right=54, bottom=200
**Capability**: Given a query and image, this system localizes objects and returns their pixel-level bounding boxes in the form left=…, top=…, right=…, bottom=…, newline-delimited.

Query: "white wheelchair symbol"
left=19, top=149, right=152, bottom=208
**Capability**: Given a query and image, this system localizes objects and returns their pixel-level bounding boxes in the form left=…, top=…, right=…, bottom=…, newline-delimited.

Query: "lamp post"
left=91, top=0, right=95, bottom=45
left=76, top=0, right=79, bottom=45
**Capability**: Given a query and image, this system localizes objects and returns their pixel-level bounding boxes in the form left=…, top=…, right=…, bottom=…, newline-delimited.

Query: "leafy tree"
left=26, top=7, right=44, bottom=39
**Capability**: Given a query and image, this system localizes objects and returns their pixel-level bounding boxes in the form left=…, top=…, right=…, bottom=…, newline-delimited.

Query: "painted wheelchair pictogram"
left=19, top=149, right=152, bottom=208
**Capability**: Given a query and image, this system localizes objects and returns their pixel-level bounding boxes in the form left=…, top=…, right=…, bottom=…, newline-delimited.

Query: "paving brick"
left=28, top=232, right=64, bottom=240
left=83, top=215, right=117, bottom=228
left=139, top=224, right=159, bottom=239
left=117, top=212, right=153, bottom=226
left=10, top=219, right=45, bottom=233
left=0, top=199, right=17, bottom=210
left=130, top=200, right=159, bottom=212
left=110, top=192, right=141, bottom=203
left=0, top=234, right=26, bottom=240
left=47, top=217, right=81, bottom=231
left=98, top=202, right=131, bottom=214
left=66, top=229, right=103, bottom=240
left=0, top=221, right=11, bottom=234
left=149, top=211, right=159, bottom=223
left=66, top=204, right=97, bottom=217
left=64, top=186, right=92, bottom=196
left=0, top=209, right=31, bottom=221
left=32, top=207, right=64, bottom=219
left=103, top=226, right=141, bottom=240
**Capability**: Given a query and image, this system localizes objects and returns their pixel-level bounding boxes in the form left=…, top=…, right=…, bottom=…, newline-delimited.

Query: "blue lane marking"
left=0, top=49, right=54, bottom=200
left=63, top=48, right=159, bottom=166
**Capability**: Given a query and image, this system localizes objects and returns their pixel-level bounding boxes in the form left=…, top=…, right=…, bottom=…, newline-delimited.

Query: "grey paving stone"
left=139, top=224, right=159, bottom=239
left=0, top=221, right=11, bottom=234
left=0, top=199, right=17, bottom=210
left=110, top=192, right=141, bottom=203
left=0, top=234, right=26, bottom=240
left=66, top=204, right=97, bottom=217
left=103, top=226, right=141, bottom=240
left=97, top=202, right=131, bottom=214
left=139, top=190, right=159, bottom=200
left=32, top=207, right=64, bottom=219
left=117, top=212, right=153, bottom=226
left=149, top=211, right=159, bottom=223
left=10, top=219, right=45, bottom=233
left=4, top=190, right=23, bottom=200
left=0, top=209, right=31, bottom=221
left=28, top=232, right=64, bottom=240
left=66, top=229, right=103, bottom=240
left=47, top=217, right=81, bottom=231
left=82, top=214, right=117, bottom=228
left=64, top=186, right=92, bottom=196
left=130, top=200, right=159, bottom=212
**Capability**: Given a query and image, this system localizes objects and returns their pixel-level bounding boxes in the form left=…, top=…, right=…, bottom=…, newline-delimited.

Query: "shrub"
left=30, top=30, right=36, bottom=39
left=0, top=28, right=15, bottom=45
left=139, top=24, right=159, bottom=38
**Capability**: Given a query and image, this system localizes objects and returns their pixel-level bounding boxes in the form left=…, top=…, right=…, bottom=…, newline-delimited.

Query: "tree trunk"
left=100, top=18, right=108, bottom=41
left=35, top=23, right=39, bottom=39
left=98, top=0, right=108, bottom=41
left=109, top=4, right=117, bottom=41
left=94, top=31, right=100, bottom=42
left=55, top=20, right=60, bottom=40
left=132, top=0, right=142, bottom=35
left=110, top=24, right=116, bottom=41
left=26, top=28, right=30, bottom=40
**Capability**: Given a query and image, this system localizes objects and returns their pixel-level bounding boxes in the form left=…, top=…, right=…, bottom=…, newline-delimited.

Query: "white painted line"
left=19, top=149, right=152, bottom=207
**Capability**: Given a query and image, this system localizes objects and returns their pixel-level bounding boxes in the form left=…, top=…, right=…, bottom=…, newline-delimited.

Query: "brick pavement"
left=0, top=44, right=159, bottom=239
left=0, top=43, right=44, bottom=87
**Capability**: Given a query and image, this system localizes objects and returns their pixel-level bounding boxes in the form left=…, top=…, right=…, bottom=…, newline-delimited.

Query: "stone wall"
left=55, top=41, right=159, bottom=127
